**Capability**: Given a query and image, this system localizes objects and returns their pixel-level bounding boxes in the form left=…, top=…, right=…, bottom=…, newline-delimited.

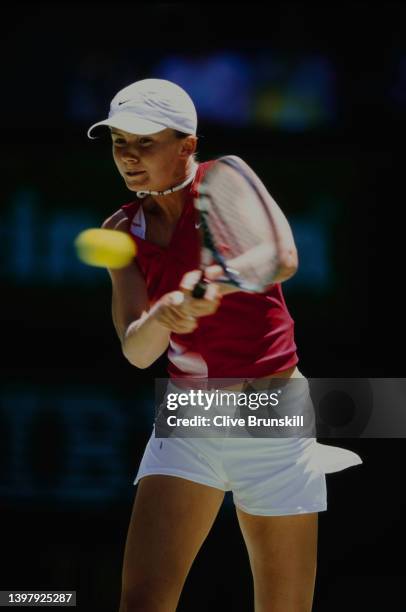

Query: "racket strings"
left=208, top=172, right=276, bottom=285
left=209, top=203, right=262, bottom=283
left=199, top=159, right=279, bottom=291
left=209, top=178, right=259, bottom=255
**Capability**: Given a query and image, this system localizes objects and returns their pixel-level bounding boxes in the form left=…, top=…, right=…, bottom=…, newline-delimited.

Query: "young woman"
left=88, top=78, right=362, bottom=612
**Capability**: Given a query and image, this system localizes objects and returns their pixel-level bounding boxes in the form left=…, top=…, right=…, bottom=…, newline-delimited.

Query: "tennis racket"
left=192, top=156, right=281, bottom=298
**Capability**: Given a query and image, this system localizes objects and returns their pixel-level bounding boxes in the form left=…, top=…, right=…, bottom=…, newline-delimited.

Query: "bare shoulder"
left=101, top=209, right=144, bottom=286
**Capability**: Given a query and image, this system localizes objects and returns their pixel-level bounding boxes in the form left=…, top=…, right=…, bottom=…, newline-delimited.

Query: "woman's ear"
left=179, top=135, right=198, bottom=159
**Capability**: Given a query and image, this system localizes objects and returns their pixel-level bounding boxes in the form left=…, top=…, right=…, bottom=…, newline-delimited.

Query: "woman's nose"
left=122, top=151, right=139, bottom=162
left=121, top=147, right=139, bottom=162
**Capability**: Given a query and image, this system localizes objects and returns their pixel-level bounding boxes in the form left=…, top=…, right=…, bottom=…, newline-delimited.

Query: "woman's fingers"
left=202, top=282, right=219, bottom=302
left=203, top=265, right=225, bottom=281
left=153, top=270, right=225, bottom=334
left=204, top=265, right=242, bottom=295
left=178, top=270, right=222, bottom=313
left=153, top=292, right=197, bottom=333
left=180, top=267, right=241, bottom=297
left=156, top=306, right=197, bottom=333
left=179, top=270, right=203, bottom=294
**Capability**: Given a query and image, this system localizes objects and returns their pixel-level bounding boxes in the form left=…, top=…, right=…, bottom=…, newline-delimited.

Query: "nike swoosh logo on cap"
left=118, top=100, right=130, bottom=105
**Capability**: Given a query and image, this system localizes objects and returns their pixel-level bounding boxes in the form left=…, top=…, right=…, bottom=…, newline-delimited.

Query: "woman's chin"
left=125, top=178, right=149, bottom=192
left=126, top=183, right=143, bottom=192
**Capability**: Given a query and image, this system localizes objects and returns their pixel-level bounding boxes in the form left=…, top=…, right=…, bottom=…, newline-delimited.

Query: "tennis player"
left=88, top=79, right=362, bottom=612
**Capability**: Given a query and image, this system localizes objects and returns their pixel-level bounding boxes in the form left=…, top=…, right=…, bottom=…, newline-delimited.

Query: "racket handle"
left=192, top=279, right=209, bottom=299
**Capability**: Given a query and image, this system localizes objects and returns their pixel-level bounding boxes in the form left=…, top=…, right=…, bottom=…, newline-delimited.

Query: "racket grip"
left=192, top=279, right=209, bottom=299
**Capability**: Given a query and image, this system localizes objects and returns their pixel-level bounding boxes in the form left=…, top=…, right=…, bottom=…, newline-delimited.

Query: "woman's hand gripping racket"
left=192, top=156, right=283, bottom=298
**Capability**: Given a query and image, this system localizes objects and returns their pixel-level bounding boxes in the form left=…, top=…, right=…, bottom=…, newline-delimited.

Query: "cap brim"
left=87, top=112, right=168, bottom=139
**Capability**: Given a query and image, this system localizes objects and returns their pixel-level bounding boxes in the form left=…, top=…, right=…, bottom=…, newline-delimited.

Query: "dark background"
left=1, top=2, right=404, bottom=610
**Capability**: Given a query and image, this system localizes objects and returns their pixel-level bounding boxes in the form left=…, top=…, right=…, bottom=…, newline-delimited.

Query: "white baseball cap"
left=87, top=78, right=197, bottom=138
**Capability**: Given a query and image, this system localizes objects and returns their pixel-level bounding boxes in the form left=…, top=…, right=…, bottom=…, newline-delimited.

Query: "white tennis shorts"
left=134, top=434, right=362, bottom=517
left=133, top=379, right=363, bottom=516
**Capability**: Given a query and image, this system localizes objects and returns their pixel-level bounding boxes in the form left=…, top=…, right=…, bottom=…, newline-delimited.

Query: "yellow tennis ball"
left=74, top=228, right=137, bottom=269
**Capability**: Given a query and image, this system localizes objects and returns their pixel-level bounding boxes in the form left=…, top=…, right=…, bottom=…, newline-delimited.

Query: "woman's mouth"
left=125, top=170, right=146, bottom=177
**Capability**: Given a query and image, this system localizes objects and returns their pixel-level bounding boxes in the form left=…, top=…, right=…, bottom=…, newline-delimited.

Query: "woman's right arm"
left=108, top=263, right=172, bottom=369
left=102, top=210, right=171, bottom=368
left=102, top=211, right=221, bottom=369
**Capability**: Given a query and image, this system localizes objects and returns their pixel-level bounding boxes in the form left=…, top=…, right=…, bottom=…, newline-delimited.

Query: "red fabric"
left=121, top=161, right=298, bottom=379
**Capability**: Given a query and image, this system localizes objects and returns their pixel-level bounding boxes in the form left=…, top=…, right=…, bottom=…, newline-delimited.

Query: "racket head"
left=194, top=156, right=279, bottom=294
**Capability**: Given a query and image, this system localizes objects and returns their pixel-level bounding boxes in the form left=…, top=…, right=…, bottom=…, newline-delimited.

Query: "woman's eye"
left=112, top=137, right=152, bottom=147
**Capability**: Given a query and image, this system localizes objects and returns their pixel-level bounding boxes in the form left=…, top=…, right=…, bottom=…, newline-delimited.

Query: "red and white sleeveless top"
left=121, top=161, right=298, bottom=380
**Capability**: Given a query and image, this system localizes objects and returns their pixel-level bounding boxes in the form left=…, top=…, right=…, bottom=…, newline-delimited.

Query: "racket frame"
left=192, top=156, right=279, bottom=297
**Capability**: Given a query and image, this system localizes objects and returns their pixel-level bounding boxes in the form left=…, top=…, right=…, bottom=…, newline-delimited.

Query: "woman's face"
left=111, top=127, right=196, bottom=193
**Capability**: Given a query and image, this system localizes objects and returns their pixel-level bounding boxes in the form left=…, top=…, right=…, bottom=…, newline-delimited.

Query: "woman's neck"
left=141, top=159, right=198, bottom=220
